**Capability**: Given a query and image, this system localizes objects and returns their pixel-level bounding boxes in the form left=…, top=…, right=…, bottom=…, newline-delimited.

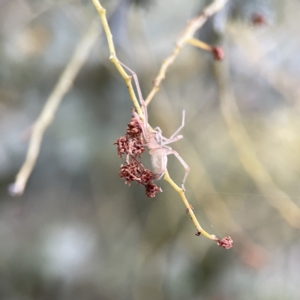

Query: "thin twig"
left=187, top=37, right=212, bottom=51
left=11, top=20, right=100, bottom=196
left=144, top=0, right=228, bottom=106
left=91, top=0, right=143, bottom=117
left=92, top=0, right=231, bottom=244
left=164, top=169, right=216, bottom=240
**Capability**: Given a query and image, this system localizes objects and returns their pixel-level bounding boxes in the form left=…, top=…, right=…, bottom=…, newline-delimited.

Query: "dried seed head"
left=114, top=136, right=129, bottom=158
left=145, top=182, right=162, bottom=198
left=216, top=236, right=233, bottom=249
left=119, top=161, right=161, bottom=198
left=140, top=168, right=155, bottom=183
left=251, top=13, right=267, bottom=26
left=212, top=46, right=225, bottom=61
left=128, top=138, right=145, bottom=157
left=115, top=114, right=161, bottom=198
left=126, top=117, right=143, bottom=138
left=119, top=164, right=136, bottom=185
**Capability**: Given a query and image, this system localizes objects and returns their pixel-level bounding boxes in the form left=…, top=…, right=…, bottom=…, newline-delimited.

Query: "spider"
left=119, top=61, right=190, bottom=191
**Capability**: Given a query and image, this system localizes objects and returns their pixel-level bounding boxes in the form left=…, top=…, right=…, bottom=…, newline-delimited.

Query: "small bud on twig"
left=251, top=13, right=267, bottom=26
left=216, top=236, right=233, bottom=249
left=212, top=46, right=225, bottom=61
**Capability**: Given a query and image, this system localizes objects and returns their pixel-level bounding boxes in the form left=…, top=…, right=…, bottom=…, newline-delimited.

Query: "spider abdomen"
left=150, top=148, right=168, bottom=179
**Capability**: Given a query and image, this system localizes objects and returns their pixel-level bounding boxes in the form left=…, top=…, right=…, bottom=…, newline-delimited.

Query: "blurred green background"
left=1, top=0, right=300, bottom=299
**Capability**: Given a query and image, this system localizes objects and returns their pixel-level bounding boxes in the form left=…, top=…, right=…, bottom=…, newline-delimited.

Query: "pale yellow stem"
left=164, top=170, right=216, bottom=240
left=91, top=0, right=143, bottom=117
left=145, top=0, right=228, bottom=106
left=187, top=38, right=212, bottom=51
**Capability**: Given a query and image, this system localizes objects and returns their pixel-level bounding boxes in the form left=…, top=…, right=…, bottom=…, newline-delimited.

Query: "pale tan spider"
left=120, top=61, right=190, bottom=190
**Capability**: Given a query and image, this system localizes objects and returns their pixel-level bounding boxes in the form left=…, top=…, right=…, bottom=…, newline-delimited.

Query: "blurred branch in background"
left=214, top=58, right=300, bottom=228
left=11, top=20, right=100, bottom=196
left=227, top=23, right=300, bottom=107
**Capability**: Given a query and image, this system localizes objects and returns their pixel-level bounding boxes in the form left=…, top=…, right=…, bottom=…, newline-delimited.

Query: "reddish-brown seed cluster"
left=216, top=236, right=233, bottom=249
left=251, top=13, right=267, bottom=26
left=211, top=46, right=225, bottom=61
left=115, top=117, right=145, bottom=158
left=114, top=115, right=162, bottom=198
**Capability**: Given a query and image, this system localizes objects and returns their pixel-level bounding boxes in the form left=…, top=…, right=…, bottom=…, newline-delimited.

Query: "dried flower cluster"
left=216, top=236, right=233, bottom=249
left=251, top=13, right=267, bottom=26
left=114, top=115, right=162, bottom=198
left=212, top=46, right=225, bottom=61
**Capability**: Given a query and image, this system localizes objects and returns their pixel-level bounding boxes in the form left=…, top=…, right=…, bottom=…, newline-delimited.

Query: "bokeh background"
left=1, top=0, right=300, bottom=299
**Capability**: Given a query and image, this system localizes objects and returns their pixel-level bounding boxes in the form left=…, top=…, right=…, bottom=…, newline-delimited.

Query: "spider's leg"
left=170, top=110, right=185, bottom=139
left=118, top=60, right=149, bottom=131
left=153, top=127, right=162, bottom=133
left=153, top=127, right=183, bottom=147
left=162, top=145, right=172, bottom=150
left=162, top=135, right=183, bottom=146
left=165, top=149, right=190, bottom=191
left=152, top=127, right=167, bottom=147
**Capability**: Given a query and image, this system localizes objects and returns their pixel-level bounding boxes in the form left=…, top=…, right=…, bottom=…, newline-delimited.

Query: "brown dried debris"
left=114, top=116, right=146, bottom=158
left=145, top=182, right=162, bottom=198
left=114, top=115, right=161, bottom=198
left=114, top=136, right=129, bottom=158
left=211, top=46, right=225, bottom=61
left=216, top=236, right=233, bottom=249
left=251, top=13, right=268, bottom=26
left=126, top=117, right=143, bottom=138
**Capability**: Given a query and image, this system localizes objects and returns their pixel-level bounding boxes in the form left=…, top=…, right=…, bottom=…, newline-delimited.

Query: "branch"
left=92, top=0, right=231, bottom=247
left=91, top=0, right=143, bottom=117
left=145, top=0, right=228, bottom=106
left=163, top=169, right=216, bottom=241
left=11, top=20, right=100, bottom=196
